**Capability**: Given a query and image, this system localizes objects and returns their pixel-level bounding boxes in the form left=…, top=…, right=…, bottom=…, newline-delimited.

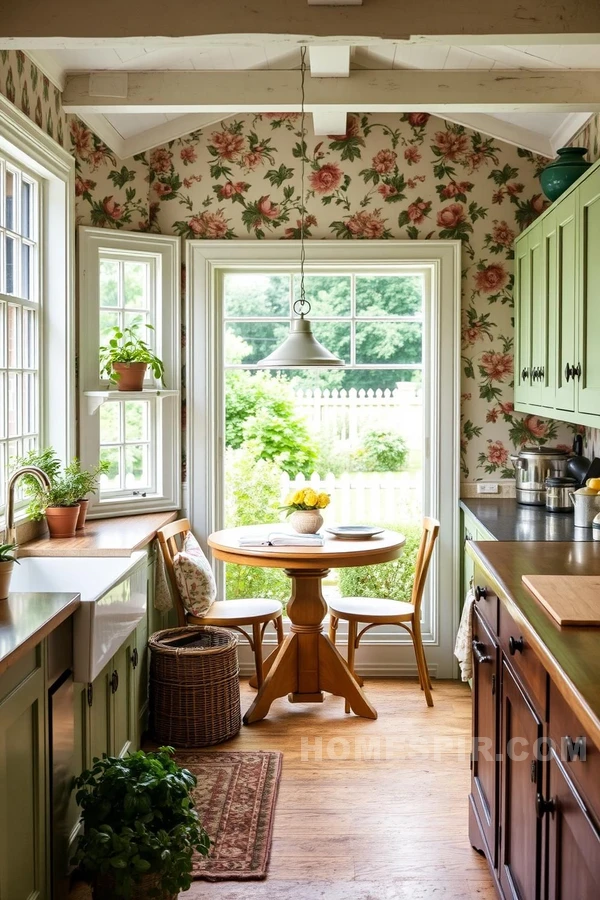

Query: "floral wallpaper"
left=70, top=112, right=580, bottom=479
left=0, top=50, right=586, bottom=479
left=0, top=50, right=66, bottom=147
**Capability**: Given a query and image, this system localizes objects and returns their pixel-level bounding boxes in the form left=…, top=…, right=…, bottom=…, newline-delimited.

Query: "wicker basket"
left=149, top=626, right=241, bottom=747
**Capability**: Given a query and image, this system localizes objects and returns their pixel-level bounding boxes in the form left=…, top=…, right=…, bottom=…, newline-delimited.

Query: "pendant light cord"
left=295, top=45, right=310, bottom=320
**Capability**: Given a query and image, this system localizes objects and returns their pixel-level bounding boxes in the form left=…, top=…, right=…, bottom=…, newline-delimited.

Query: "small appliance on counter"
left=571, top=488, right=600, bottom=528
left=566, top=434, right=592, bottom=485
left=593, top=513, right=600, bottom=541
left=511, top=446, right=570, bottom=506
left=545, top=476, right=578, bottom=513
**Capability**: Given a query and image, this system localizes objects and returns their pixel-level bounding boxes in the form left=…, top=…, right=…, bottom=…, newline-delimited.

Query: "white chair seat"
left=189, top=597, right=283, bottom=626
left=328, top=596, right=415, bottom=623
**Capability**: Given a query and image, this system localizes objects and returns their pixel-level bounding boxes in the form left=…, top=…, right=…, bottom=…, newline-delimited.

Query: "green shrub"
left=225, top=369, right=316, bottom=477
left=337, top=523, right=422, bottom=603
left=224, top=445, right=289, bottom=602
left=351, top=430, right=409, bottom=473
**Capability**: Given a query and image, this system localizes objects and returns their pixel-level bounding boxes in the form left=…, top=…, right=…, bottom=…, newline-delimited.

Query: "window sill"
left=84, top=389, right=179, bottom=415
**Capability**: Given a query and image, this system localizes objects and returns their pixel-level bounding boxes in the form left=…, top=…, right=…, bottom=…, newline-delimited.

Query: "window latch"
left=132, top=491, right=147, bottom=497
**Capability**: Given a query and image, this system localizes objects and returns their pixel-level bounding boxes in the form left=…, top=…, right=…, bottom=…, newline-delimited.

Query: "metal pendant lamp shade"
left=258, top=318, right=344, bottom=367
left=257, top=47, right=344, bottom=369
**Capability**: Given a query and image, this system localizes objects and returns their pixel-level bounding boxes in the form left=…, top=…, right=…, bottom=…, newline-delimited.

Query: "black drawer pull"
left=474, top=585, right=488, bottom=603
left=472, top=639, right=491, bottom=665
left=508, top=635, right=524, bottom=655
left=131, top=648, right=139, bottom=669
left=110, top=670, right=119, bottom=694
left=535, top=792, right=555, bottom=819
left=521, top=367, right=529, bottom=381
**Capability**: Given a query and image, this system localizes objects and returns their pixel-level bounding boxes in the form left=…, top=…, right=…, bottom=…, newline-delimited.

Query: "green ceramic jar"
left=539, top=147, right=591, bottom=202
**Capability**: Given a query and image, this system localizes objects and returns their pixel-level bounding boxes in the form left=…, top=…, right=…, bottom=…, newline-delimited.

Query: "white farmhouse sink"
left=11, top=552, right=147, bottom=682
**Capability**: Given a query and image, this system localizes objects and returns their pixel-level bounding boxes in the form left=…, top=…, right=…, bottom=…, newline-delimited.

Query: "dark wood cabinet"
left=469, top=561, right=600, bottom=900
left=499, top=661, right=543, bottom=900
left=471, top=606, right=500, bottom=865
left=546, top=749, right=600, bottom=900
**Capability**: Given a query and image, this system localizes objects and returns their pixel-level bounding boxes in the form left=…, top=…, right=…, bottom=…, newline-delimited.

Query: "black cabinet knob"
left=521, top=367, right=529, bottom=381
left=565, top=363, right=573, bottom=383
left=131, top=648, right=139, bottom=669
left=574, top=362, right=582, bottom=380
left=536, top=792, right=555, bottom=819
left=508, top=635, right=524, bottom=655
left=110, top=670, right=119, bottom=694
left=474, top=585, right=488, bottom=602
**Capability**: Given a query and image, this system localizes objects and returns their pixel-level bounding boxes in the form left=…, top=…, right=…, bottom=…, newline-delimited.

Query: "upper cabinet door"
left=554, top=192, right=578, bottom=414
left=578, top=166, right=600, bottom=416
left=528, top=222, right=545, bottom=408
left=539, top=210, right=557, bottom=409
left=514, top=233, right=532, bottom=409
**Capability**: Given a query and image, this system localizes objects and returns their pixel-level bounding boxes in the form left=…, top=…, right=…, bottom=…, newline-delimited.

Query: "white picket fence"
left=292, top=384, right=422, bottom=449
left=280, top=470, right=422, bottom=525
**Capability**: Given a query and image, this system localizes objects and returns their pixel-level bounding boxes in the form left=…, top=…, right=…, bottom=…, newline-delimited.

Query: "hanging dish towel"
left=454, top=588, right=475, bottom=681
left=154, top=538, right=174, bottom=612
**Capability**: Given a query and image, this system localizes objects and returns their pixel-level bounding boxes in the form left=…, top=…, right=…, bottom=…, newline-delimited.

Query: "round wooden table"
left=207, top=526, right=406, bottom=724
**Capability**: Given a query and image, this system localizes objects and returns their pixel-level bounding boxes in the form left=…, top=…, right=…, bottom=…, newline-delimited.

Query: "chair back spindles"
left=157, top=518, right=192, bottom=627
left=410, top=517, right=440, bottom=619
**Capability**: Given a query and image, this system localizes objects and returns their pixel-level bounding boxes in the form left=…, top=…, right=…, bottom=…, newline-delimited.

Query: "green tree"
left=225, top=369, right=316, bottom=477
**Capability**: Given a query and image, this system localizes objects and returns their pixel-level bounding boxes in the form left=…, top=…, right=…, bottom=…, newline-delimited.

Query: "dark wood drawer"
left=472, top=568, right=499, bottom=634
left=499, top=601, right=547, bottom=718
left=549, top=679, right=600, bottom=824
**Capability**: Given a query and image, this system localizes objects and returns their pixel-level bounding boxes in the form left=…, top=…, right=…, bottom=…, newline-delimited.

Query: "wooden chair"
left=157, top=518, right=284, bottom=688
left=328, top=517, right=440, bottom=711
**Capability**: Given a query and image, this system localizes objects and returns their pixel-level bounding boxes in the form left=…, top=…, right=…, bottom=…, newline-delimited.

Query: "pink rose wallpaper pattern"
left=68, top=111, right=578, bottom=478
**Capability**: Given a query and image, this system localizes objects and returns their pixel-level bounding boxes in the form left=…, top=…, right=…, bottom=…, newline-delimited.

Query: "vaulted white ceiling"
left=28, top=42, right=597, bottom=159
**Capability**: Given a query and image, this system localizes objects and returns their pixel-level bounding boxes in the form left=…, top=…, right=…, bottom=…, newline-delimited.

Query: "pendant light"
left=257, top=47, right=344, bottom=368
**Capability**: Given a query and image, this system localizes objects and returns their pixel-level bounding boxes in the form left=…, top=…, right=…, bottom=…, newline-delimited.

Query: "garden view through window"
left=223, top=270, right=426, bottom=607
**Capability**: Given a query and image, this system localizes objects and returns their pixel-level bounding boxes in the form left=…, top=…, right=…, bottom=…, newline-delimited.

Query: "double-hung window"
left=0, top=156, right=40, bottom=505
left=78, top=228, right=180, bottom=517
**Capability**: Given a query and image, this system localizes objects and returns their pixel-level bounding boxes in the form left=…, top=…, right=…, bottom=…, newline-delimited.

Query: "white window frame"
left=78, top=227, right=181, bottom=518
left=187, top=240, right=461, bottom=679
left=0, top=94, right=75, bottom=524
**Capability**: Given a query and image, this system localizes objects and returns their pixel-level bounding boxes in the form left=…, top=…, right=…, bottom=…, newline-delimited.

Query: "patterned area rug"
left=175, top=750, right=283, bottom=881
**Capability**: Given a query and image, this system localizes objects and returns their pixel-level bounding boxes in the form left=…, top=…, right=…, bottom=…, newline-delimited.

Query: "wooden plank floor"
left=186, top=678, right=496, bottom=900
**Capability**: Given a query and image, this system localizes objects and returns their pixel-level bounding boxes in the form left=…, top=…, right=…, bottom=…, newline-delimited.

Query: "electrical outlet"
left=477, top=483, right=500, bottom=494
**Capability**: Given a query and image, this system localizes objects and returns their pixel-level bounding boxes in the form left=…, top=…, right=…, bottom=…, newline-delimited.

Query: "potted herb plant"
left=65, top=458, right=110, bottom=528
left=100, top=323, right=166, bottom=391
left=0, top=544, right=19, bottom=601
left=72, top=747, right=210, bottom=899
left=14, top=448, right=82, bottom=538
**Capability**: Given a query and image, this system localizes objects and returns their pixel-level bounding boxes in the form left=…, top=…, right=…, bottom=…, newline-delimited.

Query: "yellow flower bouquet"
left=281, top=487, right=330, bottom=516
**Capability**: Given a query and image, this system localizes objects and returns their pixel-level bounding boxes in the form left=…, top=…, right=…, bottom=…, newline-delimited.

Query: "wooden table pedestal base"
left=243, top=568, right=377, bottom=724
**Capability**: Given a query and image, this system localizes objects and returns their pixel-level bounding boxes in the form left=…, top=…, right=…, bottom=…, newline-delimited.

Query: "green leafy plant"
left=12, top=448, right=81, bottom=520
left=0, top=543, right=19, bottom=564
left=100, top=323, right=166, bottom=385
left=65, top=458, right=110, bottom=499
left=72, top=747, right=210, bottom=898
left=338, top=522, right=421, bottom=604
left=351, top=430, right=409, bottom=473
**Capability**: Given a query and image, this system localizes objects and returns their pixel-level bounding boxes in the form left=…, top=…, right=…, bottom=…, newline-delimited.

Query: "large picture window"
left=0, top=154, right=40, bottom=507
left=78, top=228, right=181, bottom=517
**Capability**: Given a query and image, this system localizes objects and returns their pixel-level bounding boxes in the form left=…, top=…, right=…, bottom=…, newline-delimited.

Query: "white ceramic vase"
left=290, top=510, right=324, bottom=534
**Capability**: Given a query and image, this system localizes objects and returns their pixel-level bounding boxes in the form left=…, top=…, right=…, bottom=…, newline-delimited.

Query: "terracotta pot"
left=112, top=362, right=148, bottom=391
left=93, top=871, right=177, bottom=900
left=0, top=560, right=14, bottom=601
left=45, top=505, right=80, bottom=539
left=290, top=509, right=324, bottom=534
left=76, top=498, right=89, bottom=529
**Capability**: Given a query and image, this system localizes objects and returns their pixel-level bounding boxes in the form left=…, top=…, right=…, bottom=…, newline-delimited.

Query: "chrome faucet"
left=5, top=466, right=51, bottom=546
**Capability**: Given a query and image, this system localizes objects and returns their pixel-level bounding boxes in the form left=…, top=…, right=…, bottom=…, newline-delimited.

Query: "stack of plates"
left=325, top=526, right=384, bottom=541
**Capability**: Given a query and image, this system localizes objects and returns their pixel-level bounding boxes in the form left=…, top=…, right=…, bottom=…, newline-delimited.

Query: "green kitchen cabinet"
left=460, top=506, right=495, bottom=609
left=514, top=156, right=600, bottom=426
left=0, top=651, right=47, bottom=900
left=577, top=164, right=600, bottom=417
left=554, top=191, right=578, bottom=414
left=87, top=639, right=137, bottom=762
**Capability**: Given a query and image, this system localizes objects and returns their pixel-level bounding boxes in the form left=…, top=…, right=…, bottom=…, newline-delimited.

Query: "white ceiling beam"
left=120, top=113, right=235, bottom=157
left=312, top=109, right=347, bottom=135
left=309, top=45, right=350, bottom=77
left=78, top=114, right=127, bottom=158
left=3, top=0, right=600, bottom=43
left=440, top=113, right=554, bottom=158
left=63, top=69, right=600, bottom=115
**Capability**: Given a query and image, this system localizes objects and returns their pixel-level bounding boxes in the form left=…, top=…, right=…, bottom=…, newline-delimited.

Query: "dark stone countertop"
left=0, top=592, right=80, bottom=676
left=460, top=497, right=597, bottom=542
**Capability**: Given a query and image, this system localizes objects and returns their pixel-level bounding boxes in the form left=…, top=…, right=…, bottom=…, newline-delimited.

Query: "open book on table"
left=238, top=531, right=324, bottom=548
